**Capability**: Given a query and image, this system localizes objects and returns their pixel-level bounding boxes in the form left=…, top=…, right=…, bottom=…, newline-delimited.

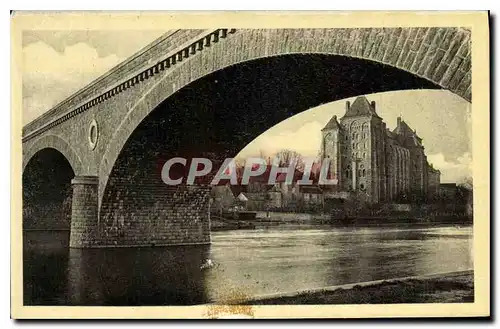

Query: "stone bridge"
left=22, top=27, right=471, bottom=248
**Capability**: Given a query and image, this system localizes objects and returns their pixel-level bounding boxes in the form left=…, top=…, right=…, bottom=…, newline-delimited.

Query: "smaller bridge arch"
left=23, top=134, right=84, bottom=176
left=22, top=135, right=84, bottom=234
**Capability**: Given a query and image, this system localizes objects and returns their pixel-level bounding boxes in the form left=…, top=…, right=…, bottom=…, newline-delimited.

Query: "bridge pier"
left=69, top=176, right=99, bottom=248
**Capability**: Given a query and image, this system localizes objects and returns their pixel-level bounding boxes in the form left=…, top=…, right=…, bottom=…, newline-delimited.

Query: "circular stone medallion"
left=88, top=119, right=99, bottom=150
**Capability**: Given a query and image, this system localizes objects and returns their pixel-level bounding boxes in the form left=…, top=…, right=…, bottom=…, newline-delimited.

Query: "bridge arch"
left=23, top=147, right=78, bottom=234
left=23, top=134, right=84, bottom=176
left=23, top=135, right=86, bottom=233
left=97, top=56, right=441, bottom=245
left=98, top=27, right=471, bottom=206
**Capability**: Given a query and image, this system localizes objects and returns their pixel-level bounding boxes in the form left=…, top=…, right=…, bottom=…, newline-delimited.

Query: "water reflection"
left=24, top=231, right=210, bottom=305
left=23, top=226, right=473, bottom=305
left=23, top=231, right=70, bottom=305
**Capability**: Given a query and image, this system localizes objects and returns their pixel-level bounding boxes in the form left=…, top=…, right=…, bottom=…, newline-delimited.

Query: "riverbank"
left=250, top=210, right=472, bottom=229
left=243, top=270, right=473, bottom=305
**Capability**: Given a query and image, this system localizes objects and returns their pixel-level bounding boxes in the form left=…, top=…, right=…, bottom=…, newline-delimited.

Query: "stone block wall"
left=98, top=117, right=212, bottom=247
left=69, top=176, right=99, bottom=248
left=99, top=183, right=211, bottom=247
left=23, top=201, right=72, bottom=230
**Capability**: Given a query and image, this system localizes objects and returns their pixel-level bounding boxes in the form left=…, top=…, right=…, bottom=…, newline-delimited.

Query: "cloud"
left=427, top=152, right=472, bottom=183
left=22, top=41, right=123, bottom=124
left=23, top=41, right=122, bottom=76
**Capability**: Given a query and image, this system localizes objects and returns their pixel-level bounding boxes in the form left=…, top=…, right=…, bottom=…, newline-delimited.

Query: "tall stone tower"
left=338, top=96, right=386, bottom=203
left=320, top=115, right=342, bottom=187
left=320, top=95, right=438, bottom=204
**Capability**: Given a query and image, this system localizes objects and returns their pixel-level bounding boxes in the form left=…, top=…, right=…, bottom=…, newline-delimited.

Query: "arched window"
left=358, top=170, right=362, bottom=177
left=345, top=170, right=349, bottom=178
left=362, top=169, right=366, bottom=177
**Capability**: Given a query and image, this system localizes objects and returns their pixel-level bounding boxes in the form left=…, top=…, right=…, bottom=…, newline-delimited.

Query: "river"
left=23, top=225, right=473, bottom=305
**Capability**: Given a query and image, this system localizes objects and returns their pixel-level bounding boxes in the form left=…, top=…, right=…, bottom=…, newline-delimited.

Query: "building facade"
left=321, top=96, right=440, bottom=204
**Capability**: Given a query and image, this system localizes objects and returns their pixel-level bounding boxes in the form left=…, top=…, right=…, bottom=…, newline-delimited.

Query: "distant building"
left=320, top=96, right=441, bottom=204
left=439, top=183, right=459, bottom=202
left=299, top=185, right=324, bottom=206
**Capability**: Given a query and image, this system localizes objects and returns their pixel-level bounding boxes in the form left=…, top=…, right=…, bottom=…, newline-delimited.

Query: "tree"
left=458, top=176, right=473, bottom=191
left=273, top=149, right=305, bottom=171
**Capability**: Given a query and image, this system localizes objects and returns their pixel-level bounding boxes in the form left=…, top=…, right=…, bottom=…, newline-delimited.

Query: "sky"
left=22, top=30, right=168, bottom=124
left=22, top=31, right=472, bottom=183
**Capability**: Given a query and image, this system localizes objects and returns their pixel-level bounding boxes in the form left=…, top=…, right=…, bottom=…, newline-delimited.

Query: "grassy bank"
left=244, top=271, right=473, bottom=305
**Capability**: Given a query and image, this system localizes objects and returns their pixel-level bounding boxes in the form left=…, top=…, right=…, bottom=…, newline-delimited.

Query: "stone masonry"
left=69, top=176, right=99, bottom=248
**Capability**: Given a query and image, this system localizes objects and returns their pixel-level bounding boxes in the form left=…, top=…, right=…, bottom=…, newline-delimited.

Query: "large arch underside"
left=99, top=53, right=441, bottom=246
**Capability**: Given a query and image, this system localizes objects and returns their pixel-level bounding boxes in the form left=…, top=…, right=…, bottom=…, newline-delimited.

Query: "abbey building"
left=320, top=96, right=440, bottom=204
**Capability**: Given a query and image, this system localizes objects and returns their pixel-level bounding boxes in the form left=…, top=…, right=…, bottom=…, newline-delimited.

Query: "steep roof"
left=322, top=115, right=341, bottom=131
left=237, top=193, right=248, bottom=202
left=342, top=96, right=381, bottom=119
left=393, top=119, right=424, bottom=147
left=393, top=119, right=412, bottom=136
left=299, top=185, right=323, bottom=194
left=408, top=135, right=423, bottom=147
